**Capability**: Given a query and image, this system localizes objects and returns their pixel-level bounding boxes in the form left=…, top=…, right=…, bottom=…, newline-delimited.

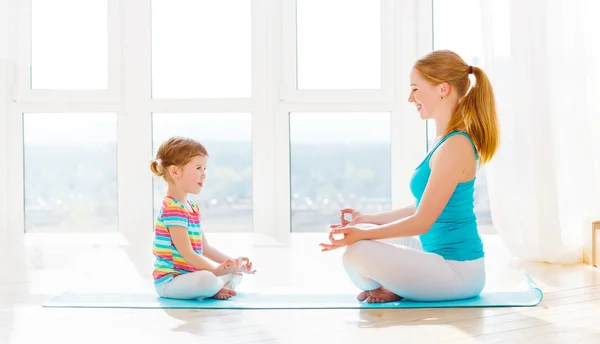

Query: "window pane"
left=152, top=113, right=253, bottom=232
left=433, top=0, right=493, bottom=231
left=151, top=1, right=251, bottom=98
left=290, top=113, right=391, bottom=232
left=31, top=0, right=108, bottom=90
left=23, top=113, right=117, bottom=232
left=296, top=0, right=381, bottom=89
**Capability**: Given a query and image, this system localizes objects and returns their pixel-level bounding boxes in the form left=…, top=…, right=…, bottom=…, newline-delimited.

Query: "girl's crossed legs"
left=156, top=270, right=243, bottom=300
left=342, top=237, right=486, bottom=303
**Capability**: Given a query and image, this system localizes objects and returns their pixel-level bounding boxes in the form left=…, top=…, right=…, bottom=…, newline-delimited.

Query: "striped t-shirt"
left=152, top=196, right=203, bottom=286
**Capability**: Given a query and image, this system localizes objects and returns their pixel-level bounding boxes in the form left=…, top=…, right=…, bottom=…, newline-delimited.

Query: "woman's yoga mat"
left=43, top=275, right=543, bottom=309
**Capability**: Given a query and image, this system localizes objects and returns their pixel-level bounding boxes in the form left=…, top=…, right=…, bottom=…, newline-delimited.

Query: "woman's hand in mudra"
left=319, top=225, right=364, bottom=252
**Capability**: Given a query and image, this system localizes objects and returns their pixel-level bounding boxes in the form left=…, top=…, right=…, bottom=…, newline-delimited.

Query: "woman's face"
left=407, top=68, right=445, bottom=120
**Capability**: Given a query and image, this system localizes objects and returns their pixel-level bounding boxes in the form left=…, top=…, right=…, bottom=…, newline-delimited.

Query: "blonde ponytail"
left=447, top=66, right=500, bottom=165
left=150, top=159, right=165, bottom=177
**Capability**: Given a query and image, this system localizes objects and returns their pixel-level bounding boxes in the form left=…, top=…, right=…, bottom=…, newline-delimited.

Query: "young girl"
left=149, top=136, right=256, bottom=300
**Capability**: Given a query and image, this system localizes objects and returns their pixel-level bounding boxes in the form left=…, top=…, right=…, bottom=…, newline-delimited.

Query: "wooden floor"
left=1, top=232, right=600, bottom=344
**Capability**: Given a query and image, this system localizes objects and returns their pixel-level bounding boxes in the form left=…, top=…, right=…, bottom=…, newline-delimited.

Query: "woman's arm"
left=361, top=204, right=417, bottom=225
left=360, top=136, right=475, bottom=241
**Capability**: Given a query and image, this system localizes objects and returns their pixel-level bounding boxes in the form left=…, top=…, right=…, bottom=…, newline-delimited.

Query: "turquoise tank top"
left=409, top=131, right=484, bottom=261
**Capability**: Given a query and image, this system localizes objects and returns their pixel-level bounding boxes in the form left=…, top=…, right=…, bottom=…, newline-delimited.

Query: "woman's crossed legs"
left=342, top=237, right=486, bottom=303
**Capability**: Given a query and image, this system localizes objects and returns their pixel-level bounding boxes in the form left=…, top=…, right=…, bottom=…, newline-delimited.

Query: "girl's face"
left=170, top=155, right=208, bottom=195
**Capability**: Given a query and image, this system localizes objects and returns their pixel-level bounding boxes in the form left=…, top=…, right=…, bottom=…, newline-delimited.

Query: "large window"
left=289, top=112, right=391, bottom=232
left=6, top=0, right=427, bottom=240
left=152, top=113, right=253, bottom=233
left=23, top=113, right=118, bottom=232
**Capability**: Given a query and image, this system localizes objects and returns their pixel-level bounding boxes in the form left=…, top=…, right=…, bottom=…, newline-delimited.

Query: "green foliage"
left=23, top=141, right=392, bottom=230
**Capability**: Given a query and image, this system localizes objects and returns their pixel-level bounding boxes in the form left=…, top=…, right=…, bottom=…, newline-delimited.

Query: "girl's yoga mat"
left=42, top=275, right=543, bottom=309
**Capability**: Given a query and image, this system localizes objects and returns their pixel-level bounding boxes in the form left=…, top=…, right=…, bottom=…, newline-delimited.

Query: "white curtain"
left=478, top=0, right=600, bottom=264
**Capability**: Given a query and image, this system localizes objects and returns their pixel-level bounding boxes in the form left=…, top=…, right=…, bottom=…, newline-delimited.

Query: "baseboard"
left=587, top=220, right=600, bottom=267
left=594, top=221, right=600, bottom=267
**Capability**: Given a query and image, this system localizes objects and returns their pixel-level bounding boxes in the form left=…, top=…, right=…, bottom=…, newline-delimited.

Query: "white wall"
left=0, top=60, right=6, bottom=243
left=0, top=0, right=16, bottom=243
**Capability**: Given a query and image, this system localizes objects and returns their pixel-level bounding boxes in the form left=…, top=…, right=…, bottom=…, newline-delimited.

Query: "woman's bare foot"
left=211, top=287, right=236, bottom=300
left=366, top=286, right=402, bottom=303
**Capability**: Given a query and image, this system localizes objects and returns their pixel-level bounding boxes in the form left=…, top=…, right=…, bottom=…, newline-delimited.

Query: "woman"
left=320, top=50, right=500, bottom=303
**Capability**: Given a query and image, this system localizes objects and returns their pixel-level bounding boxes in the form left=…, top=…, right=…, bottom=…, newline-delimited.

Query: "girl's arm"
left=201, top=234, right=233, bottom=264
left=361, top=135, right=474, bottom=240
left=170, top=226, right=218, bottom=273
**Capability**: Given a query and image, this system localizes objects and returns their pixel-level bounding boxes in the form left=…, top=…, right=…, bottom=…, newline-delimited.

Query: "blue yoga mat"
left=43, top=274, right=543, bottom=309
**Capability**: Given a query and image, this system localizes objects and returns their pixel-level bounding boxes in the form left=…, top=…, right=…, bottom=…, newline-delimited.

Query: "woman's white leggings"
left=155, top=271, right=243, bottom=300
left=342, top=237, right=486, bottom=302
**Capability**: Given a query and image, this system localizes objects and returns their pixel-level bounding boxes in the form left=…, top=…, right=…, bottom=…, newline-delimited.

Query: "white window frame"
left=280, top=0, right=395, bottom=103
left=14, top=0, right=122, bottom=103
left=2, top=0, right=433, bottom=245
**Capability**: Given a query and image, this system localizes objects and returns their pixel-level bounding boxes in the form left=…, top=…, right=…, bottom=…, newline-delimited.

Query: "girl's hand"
left=236, top=257, right=256, bottom=274
left=213, top=259, right=242, bottom=276
left=319, top=226, right=365, bottom=252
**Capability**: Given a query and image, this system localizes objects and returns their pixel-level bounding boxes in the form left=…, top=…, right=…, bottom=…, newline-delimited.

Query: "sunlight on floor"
left=2, top=231, right=600, bottom=344
left=6, top=231, right=595, bottom=300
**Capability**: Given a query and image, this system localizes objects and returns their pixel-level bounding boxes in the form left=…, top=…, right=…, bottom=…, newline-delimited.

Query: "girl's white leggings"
left=342, top=237, right=486, bottom=301
left=155, top=271, right=243, bottom=300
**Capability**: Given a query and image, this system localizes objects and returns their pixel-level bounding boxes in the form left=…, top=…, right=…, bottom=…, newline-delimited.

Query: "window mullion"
left=390, top=0, right=432, bottom=209
left=0, top=59, right=22, bottom=243
left=252, top=0, right=291, bottom=243
left=119, top=0, right=153, bottom=241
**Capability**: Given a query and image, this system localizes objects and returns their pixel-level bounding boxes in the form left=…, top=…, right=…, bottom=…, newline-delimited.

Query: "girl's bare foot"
left=366, top=286, right=402, bottom=303
left=211, top=287, right=236, bottom=300
left=357, top=290, right=370, bottom=301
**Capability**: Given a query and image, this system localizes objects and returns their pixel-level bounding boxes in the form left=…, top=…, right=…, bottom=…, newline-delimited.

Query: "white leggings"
left=342, top=237, right=486, bottom=302
left=155, top=271, right=243, bottom=300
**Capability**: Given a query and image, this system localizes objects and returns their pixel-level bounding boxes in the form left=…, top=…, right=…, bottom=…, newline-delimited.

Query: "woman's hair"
left=150, top=136, right=208, bottom=180
left=414, top=50, right=500, bottom=165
